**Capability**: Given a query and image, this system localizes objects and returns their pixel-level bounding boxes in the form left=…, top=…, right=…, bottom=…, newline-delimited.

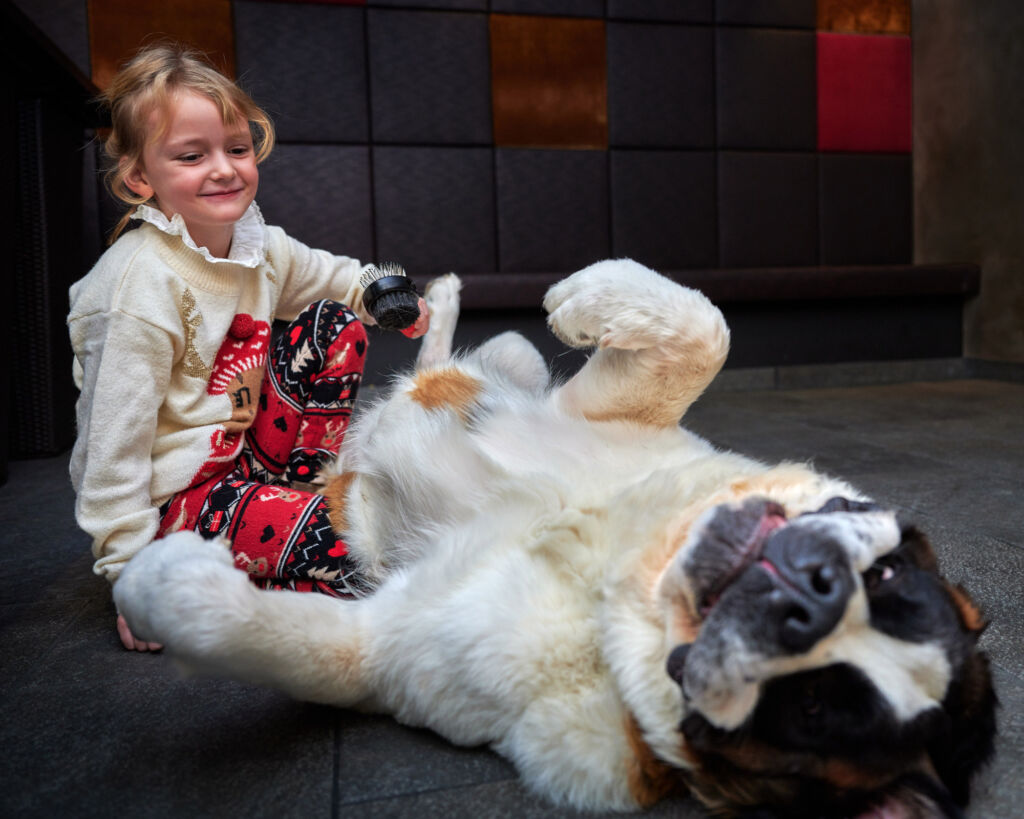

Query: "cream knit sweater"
left=68, top=204, right=372, bottom=582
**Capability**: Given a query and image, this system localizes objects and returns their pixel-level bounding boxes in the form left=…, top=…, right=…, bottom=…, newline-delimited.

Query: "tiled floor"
left=2, top=379, right=1021, bottom=818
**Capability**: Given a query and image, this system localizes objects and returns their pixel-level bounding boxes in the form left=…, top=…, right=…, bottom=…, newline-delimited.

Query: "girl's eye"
left=177, top=153, right=201, bottom=163
left=229, top=146, right=250, bottom=156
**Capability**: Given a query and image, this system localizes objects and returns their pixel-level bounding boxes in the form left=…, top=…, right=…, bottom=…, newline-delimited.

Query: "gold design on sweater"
left=179, top=288, right=212, bottom=379
left=262, top=250, right=277, bottom=285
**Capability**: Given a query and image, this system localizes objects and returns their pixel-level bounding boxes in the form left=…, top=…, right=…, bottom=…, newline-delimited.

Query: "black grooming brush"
left=359, top=263, right=421, bottom=333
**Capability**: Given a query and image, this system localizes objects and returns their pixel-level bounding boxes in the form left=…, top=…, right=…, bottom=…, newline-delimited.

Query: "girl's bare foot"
left=116, top=613, right=163, bottom=652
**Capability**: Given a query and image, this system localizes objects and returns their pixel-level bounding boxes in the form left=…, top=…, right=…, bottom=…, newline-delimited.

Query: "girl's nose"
left=209, top=152, right=235, bottom=179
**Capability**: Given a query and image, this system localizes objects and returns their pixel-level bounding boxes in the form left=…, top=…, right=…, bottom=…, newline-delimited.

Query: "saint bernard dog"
left=116, top=260, right=996, bottom=818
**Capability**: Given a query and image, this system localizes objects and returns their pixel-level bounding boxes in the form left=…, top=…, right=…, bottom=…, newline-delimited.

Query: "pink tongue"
left=754, top=515, right=787, bottom=575
left=855, top=801, right=911, bottom=819
left=758, top=513, right=787, bottom=541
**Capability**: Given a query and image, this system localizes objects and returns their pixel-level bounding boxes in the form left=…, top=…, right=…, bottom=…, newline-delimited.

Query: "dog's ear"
left=928, top=651, right=998, bottom=806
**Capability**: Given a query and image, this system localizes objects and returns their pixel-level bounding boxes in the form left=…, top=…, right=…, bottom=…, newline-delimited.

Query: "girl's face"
left=124, top=90, right=259, bottom=258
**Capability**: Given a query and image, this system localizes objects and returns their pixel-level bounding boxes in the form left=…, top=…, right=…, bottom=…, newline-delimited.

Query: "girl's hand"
left=401, top=297, right=431, bottom=339
left=116, top=613, right=163, bottom=652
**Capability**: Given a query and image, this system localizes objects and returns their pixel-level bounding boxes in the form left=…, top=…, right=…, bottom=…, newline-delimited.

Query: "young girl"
left=68, top=44, right=428, bottom=651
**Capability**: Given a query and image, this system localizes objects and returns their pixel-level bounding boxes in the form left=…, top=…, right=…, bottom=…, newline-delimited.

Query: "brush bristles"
left=359, top=262, right=408, bottom=289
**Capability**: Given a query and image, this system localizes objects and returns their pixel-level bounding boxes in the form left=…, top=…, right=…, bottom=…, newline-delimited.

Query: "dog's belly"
left=345, top=399, right=724, bottom=745
left=353, top=393, right=719, bottom=532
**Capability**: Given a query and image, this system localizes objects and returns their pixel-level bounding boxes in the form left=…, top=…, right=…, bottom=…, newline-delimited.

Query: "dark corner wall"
left=913, top=0, right=1024, bottom=365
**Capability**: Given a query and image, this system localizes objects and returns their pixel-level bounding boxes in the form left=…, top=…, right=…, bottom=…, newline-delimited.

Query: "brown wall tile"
left=88, top=0, right=235, bottom=90
left=817, top=0, right=910, bottom=35
left=490, top=14, right=607, bottom=149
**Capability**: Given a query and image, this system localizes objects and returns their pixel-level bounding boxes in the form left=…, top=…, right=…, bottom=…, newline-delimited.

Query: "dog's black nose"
left=760, top=529, right=854, bottom=653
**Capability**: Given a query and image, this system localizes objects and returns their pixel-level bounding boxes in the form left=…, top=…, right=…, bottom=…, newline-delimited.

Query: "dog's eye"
left=802, top=693, right=822, bottom=717
left=863, top=557, right=903, bottom=591
left=799, top=684, right=825, bottom=733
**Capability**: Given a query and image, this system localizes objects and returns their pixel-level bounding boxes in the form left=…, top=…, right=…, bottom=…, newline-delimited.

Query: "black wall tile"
left=369, top=0, right=487, bottom=9
left=716, top=27, right=817, bottom=150
left=715, top=0, right=817, bottom=28
left=820, top=154, right=912, bottom=264
left=607, top=0, right=714, bottom=23
left=373, top=146, right=496, bottom=276
left=490, top=0, right=604, bottom=17
left=496, top=149, right=609, bottom=272
left=607, top=23, right=714, bottom=148
left=611, top=150, right=717, bottom=269
left=234, top=1, right=368, bottom=143
left=257, top=144, right=374, bottom=264
left=718, top=152, right=818, bottom=267
left=368, top=9, right=492, bottom=145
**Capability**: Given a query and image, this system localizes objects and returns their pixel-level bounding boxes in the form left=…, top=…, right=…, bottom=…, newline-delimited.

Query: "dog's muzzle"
left=758, top=526, right=855, bottom=653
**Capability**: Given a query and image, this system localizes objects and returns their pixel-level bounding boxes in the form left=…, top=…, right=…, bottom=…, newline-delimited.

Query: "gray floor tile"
left=336, top=777, right=703, bottom=818
left=336, top=713, right=515, bottom=805
left=971, top=665, right=1024, bottom=818
left=1, top=378, right=1021, bottom=818
left=2, top=668, right=336, bottom=818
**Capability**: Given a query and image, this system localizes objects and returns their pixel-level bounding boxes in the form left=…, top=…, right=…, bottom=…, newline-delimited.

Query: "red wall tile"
left=817, top=31, right=911, bottom=152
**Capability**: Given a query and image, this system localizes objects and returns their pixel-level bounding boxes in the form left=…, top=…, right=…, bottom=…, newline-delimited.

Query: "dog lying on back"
left=116, top=260, right=996, bottom=818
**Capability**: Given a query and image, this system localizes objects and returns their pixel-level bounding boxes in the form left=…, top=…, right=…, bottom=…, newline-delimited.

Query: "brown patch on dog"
left=685, top=740, right=891, bottom=810
left=820, top=757, right=894, bottom=791
left=946, top=583, right=987, bottom=633
left=586, top=401, right=681, bottom=429
left=410, top=368, right=481, bottom=422
left=323, top=472, right=357, bottom=532
left=624, top=712, right=687, bottom=807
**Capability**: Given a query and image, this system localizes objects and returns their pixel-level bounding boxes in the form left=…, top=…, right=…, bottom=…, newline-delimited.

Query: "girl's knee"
left=284, top=301, right=366, bottom=356
left=308, top=300, right=366, bottom=344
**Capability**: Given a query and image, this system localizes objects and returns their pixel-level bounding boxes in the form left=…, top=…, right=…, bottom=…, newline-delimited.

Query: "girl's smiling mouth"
left=201, top=189, right=243, bottom=198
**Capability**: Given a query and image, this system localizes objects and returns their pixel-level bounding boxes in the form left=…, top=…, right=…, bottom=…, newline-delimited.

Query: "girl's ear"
left=121, top=158, right=154, bottom=200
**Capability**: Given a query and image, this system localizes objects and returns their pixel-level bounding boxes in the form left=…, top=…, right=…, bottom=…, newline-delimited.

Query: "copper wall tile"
left=817, top=0, right=910, bottom=35
left=490, top=14, right=607, bottom=149
left=88, top=0, right=235, bottom=90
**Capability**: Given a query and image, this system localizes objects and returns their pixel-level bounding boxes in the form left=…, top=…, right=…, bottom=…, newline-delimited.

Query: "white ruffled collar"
left=131, top=202, right=267, bottom=268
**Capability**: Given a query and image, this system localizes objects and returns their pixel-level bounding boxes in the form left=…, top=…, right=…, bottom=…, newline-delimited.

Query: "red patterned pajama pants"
left=157, top=300, right=371, bottom=597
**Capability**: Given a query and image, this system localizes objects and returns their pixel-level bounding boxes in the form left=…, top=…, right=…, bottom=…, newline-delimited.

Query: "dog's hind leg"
left=114, top=531, right=373, bottom=706
left=415, top=274, right=461, bottom=370
left=472, top=331, right=549, bottom=394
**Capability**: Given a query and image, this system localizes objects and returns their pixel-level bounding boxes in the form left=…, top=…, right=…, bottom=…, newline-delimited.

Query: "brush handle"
left=363, top=275, right=416, bottom=308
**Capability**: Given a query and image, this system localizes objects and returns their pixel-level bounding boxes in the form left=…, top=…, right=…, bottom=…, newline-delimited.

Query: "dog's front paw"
left=424, top=273, right=461, bottom=323
left=114, top=531, right=252, bottom=657
left=543, top=259, right=671, bottom=351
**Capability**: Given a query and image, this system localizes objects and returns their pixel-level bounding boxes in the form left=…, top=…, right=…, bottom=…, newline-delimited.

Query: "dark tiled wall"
left=233, top=0, right=912, bottom=277
left=26, top=0, right=914, bottom=278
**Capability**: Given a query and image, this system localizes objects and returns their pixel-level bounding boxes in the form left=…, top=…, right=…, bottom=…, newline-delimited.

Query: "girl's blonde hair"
left=101, top=43, right=275, bottom=243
